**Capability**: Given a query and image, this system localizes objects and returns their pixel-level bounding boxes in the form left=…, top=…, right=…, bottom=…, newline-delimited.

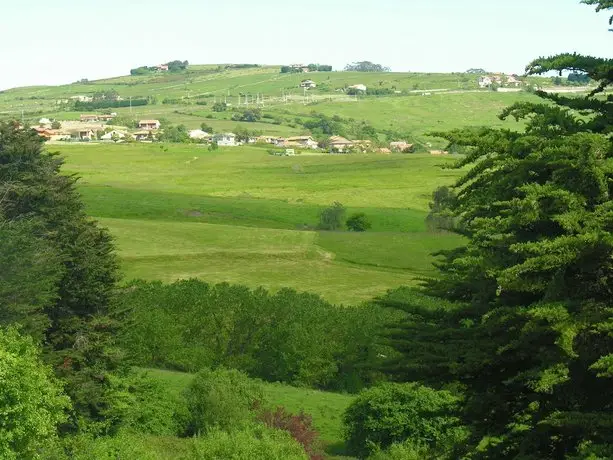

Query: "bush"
left=346, top=213, right=372, bottom=232
left=257, top=406, right=322, bottom=459
left=185, top=368, right=264, bottom=435
left=193, top=423, right=307, bottom=459
left=212, top=102, right=227, bottom=112
left=53, top=431, right=167, bottom=460
left=317, top=202, right=346, bottom=231
left=367, top=441, right=435, bottom=460
left=102, top=372, right=190, bottom=436
left=0, top=327, right=70, bottom=460
left=343, top=383, right=465, bottom=458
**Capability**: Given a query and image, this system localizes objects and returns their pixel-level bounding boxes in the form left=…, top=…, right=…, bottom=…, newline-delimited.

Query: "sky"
left=0, top=0, right=610, bottom=90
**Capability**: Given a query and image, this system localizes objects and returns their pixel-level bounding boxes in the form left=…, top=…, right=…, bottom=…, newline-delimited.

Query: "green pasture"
left=55, top=143, right=464, bottom=304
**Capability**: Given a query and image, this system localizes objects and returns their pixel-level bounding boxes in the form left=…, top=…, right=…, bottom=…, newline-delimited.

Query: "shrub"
left=193, top=423, right=307, bottom=459
left=343, top=382, right=465, bottom=458
left=367, top=441, right=435, bottom=460
left=102, top=372, right=190, bottom=436
left=257, top=406, right=322, bottom=459
left=55, top=431, right=167, bottom=460
left=185, top=368, right=264, bottom=435
left=212, top=102, right=227, bottom=112
left=0, top=327, right=70, bottom=460
left=346, top=213, right=372, bottom=232
left=317, top=202, right=346, bottom=231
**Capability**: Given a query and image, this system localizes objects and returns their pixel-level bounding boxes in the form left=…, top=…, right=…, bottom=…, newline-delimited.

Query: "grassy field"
left=57, top=143, right=464, bottom=304
left=144, top=368, right=354, bottom=455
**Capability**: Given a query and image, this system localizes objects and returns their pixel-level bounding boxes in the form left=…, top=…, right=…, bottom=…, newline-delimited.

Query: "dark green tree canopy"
left=380, top=3, right=613, bottom=458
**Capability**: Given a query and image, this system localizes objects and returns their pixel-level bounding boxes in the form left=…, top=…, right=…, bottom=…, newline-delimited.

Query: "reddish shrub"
left=257, top=406, right=323, bottom=460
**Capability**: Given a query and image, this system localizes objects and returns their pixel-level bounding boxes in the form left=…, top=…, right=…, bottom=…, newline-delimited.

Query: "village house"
left=352, top=140, right=373, bottom=152
left=98, top=114, right=115, bottom=122
left=69, top=128, right=96, bottom=141
left=291, top=64, right=310, bottom=73
left=478, top=76, right=493, bottom=88
left=188, top=129, right=212, bottom=140
left=132, top=130, right=154, bottom=141
left=70, top=95, right=93, bottom=102
left=38, top=118, right=52, bottom=127
left=256, top=135, right=277, bottom=144
left=377, top=148, right=392, bottom=154
left=506, top=75, right=522, bottom=87
left=283, top=136, right=319, bottom=149
left=348, top=84, right=367, bottom=92
left=100, top=130, right=127, bottom=142
left=300, top=80, right=317, bottom=89
left=156, top=64, right=169, bottom=72
left=138, top=119, right=161, bottom=130
left=80, top=114, right=100, bottom=122
left=390, top=141, right=414, bottom=153
left=329, top=136, right=354, bottom=153
left=212, top=132, right=238, bottom=146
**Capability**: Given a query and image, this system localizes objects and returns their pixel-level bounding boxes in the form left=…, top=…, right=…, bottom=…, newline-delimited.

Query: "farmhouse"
left=300, top=80, right=317, bottom=89
left=348, top=84, right=367, bottom=92
left=329, top=136, right=354, bottom=153
left=291, top=64, right=310, bottom=73
left=283, top=136, right=319, bottom=149
left=138, top=119, right=161, bottom=130
left=70, top=95, right=93, bottom=102
left=80, top=114, right=100, bottom=122
left=133, top=130, right=154, bottom=141
left=390, top=141, right=414, bottom=152
left=100, top=130, right=126, bottom=141
left=478, top=76, right=493, bottom=88
left=98, top=114, right=115, bottom=122
left=212, top=132, right=238, bottom=146
left=38, top=118, right=52, bottom=126
left=256, top=135, right=277, bottom=144
left=506, top=75, right=522, bottom=87
left=156, top=64, right=169, bottom=72
left=188, top=129, right=211, bottom=140
left=69, top=128, right=96, bottom=141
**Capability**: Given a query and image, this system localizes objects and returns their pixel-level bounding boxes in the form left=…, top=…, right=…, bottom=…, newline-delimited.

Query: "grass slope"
left=56, top=143, right=464, bottom=304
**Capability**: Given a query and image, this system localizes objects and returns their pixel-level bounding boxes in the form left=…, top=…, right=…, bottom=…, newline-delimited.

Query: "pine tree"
left=380, top=2, right=613, bottom=458
left=0, top=121, right=122, bottom=430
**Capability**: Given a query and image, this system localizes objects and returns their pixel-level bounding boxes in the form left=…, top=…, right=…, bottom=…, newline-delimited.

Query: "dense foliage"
left=0, top=327, right=70, bottom=459
left=73, top=98, right=148, bottom=111
left=318, top=201, right=346, bottom=230
left=381, top=2, right=613, bottom=458
left=346, top=212, right=372, bottom=232
left=114, top=279, right=399, bottom=391
left=185, top=368, right=263, bottom=435
left=0, top=121, right=125, bottom=432
left=343, top=383, right=465, bottom=458
left=344, top=61, right=391, bottom=72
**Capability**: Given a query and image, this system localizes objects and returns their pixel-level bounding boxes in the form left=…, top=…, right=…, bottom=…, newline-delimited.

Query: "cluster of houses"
left=478, top=74, right=523, bottom=89
left=32, top=115, right=426, bottom=154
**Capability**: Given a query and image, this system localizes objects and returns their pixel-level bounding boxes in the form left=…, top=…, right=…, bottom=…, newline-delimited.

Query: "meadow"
left=58, top=143, right=465, bottom=304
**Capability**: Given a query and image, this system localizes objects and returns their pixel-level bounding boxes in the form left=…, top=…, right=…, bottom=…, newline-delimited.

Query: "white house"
left=100, top=130, right=127, bottom=141
left=284, top=136, right=319, bottom=149
left=138, top=119, right=161, bottom=130
left=189, top=129, right=212, bottom=140
left=39, top=118, right=52, bottom=126
left=212, top=132, right=238, bottom=146
left=478, top=76, right=493, bottom=88
left=348, top=84, right=367, bottom=92
left=300, top=80, right=317, bottom=89
left=506, top=75, right=522, bottom=87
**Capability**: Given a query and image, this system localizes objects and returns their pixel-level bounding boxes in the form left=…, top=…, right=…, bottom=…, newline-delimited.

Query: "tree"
left=158, top=124, right=189, bottom=143
left=346, top=212, right=372, bottom=232
left=381, top=2, right=613, bottom=458
left=317, top=202, right=346, bottom=230
left=184, top=368, right=264, bottom=435
left=51, top=120, right=61, bottom=129
left=212, top=102, right=228, bottom=112
left=0, top=327, right=70, bottom=459
left=344, top=61, right=391, bottom=72
left=200, top=122, right=214, bottom=133
left=343, top=383, right=465, bottom=458
left=0, top=121, right=121, bottom=430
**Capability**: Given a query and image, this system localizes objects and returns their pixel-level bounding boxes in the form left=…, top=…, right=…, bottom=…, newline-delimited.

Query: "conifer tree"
left=381, top=2, right=613, bottom=458
left=0, top=121, right=121, bottom=430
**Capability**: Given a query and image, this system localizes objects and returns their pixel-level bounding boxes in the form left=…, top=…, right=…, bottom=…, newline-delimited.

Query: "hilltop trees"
left=344, top=61, right=391, bottom=72
left=381, top=1, right=613, bottom=458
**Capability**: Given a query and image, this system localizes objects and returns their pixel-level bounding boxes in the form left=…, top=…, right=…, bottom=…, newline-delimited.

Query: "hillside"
left=0, top=64, right=558, bottom=149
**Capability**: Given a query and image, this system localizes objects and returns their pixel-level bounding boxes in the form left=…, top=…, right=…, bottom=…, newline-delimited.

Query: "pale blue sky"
left=0, top=0, right=610, bottom=90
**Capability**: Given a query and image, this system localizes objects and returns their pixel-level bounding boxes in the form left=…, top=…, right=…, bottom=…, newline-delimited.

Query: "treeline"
left=114, top=279, right=401, bottom=391
left=73, top=98, right=148, bottom=110
left=281, top=64, right=333, bottom=73
left=130, top=60, right=189, bottom=75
